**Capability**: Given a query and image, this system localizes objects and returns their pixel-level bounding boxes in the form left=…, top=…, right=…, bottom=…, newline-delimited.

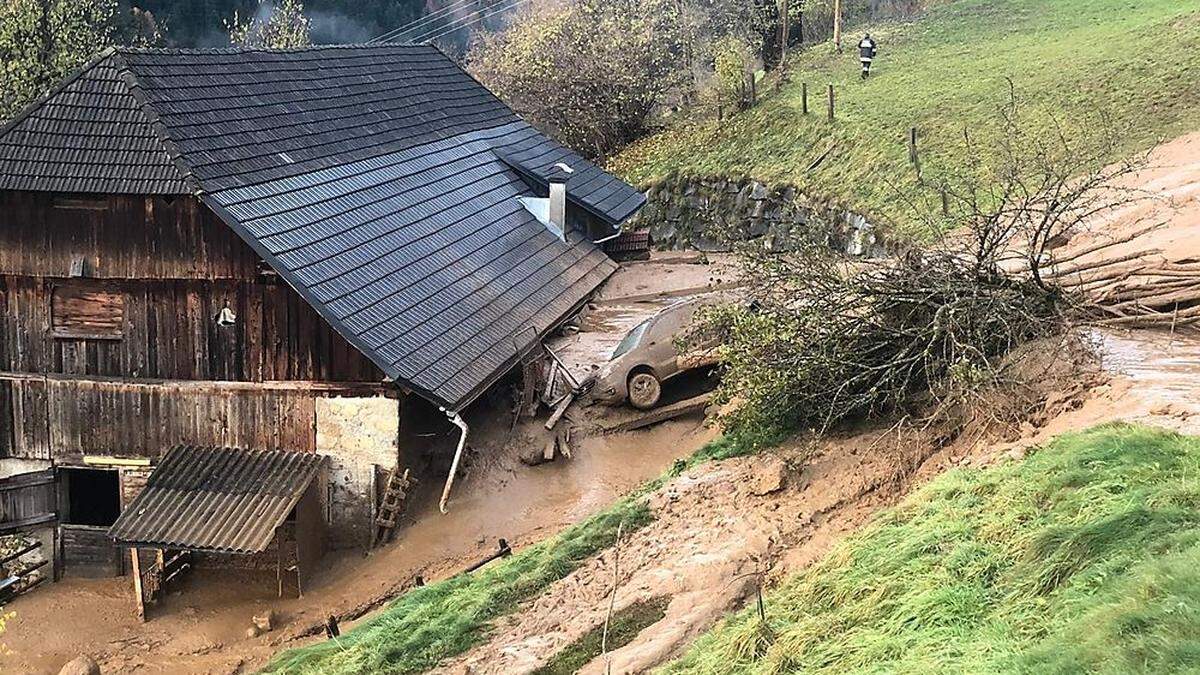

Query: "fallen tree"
left=697, top=96, right=1151, bottom=442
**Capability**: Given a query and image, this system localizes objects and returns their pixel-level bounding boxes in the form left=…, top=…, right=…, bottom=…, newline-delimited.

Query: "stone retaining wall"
left=627, top=174, right=887, bottom=257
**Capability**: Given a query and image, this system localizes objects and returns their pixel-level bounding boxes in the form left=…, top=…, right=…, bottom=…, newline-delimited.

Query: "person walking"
left=859, top=33, right=878, bottom=79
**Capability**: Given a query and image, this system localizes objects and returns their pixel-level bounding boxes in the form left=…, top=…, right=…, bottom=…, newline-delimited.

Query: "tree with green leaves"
left=227, top=0, right=311, bottom=48
left=0, top=0, right=118, bottom=122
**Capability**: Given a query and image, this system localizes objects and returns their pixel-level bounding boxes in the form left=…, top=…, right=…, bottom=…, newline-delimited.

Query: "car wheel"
left=628, top=371, right=662, bottom=410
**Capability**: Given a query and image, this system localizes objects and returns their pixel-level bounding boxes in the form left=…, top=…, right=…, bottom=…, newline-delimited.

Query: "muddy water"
left=1093, top=329, right=1200, bottom=409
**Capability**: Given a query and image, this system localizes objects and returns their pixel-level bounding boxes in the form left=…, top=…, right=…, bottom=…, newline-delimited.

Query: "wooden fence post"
left=130, top=548, right=146, bottom=622
left=802, top=82, right=808, bottom=114
left=827, top=84, right=834, bottom=121
left=909, top=126, right=921, bottom=178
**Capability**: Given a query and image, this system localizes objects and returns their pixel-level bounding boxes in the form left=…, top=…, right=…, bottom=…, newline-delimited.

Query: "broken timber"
left=601, top=394, right=713, bottom=435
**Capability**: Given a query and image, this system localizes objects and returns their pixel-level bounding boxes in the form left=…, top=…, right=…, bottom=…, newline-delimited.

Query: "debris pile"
left=1049, top=224, right=1200, bottom=329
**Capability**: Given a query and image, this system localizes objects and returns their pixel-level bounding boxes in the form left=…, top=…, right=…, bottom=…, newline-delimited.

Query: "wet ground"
left=1, top=253, right=733, bottom=674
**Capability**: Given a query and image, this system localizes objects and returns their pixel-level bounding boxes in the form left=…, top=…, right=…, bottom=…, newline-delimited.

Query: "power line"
left=409, top=0, right=532, bottom=43
left=369, top=0, right=485, bottom=44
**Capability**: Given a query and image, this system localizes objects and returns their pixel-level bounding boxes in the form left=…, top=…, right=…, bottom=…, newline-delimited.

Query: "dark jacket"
left=859, top=38, right=878, bottom=60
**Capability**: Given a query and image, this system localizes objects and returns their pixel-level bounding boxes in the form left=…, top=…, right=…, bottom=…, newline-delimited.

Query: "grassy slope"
left=664, top=424, right=1200, bottom=674
left=263, top=436, right=752, bottom=674
left=609, top=0, right=1200, bottom=235
left=264, top=497, right=652, bottom=674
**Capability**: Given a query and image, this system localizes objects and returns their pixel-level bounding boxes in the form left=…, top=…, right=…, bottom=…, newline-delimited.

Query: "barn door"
left=0, top=469, right=58, bottom=534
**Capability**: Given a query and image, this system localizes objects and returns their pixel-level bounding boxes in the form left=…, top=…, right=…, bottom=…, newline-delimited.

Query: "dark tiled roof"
left=0, top=55, right=188, bottom=193
left=0, top=45, right=642, bottom=409
left=109, top=445, right=326, bottom=554
left=496, top=149, right=645, bottom=227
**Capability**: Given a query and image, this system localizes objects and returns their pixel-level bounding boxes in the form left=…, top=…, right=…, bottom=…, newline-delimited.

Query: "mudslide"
left=433, top=132, right=1200, bottom=674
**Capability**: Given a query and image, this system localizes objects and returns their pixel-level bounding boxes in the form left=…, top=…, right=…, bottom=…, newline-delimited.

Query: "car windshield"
left=611, top=320, right=651, bottom=359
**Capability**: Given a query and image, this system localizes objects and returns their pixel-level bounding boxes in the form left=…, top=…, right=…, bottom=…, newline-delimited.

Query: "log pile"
left=1045, top=224, right=1200, bottom=330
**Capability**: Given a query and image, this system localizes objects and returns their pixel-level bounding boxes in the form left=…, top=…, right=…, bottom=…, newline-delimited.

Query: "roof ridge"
left=115, top=43, right=439, bottom=56
left=109, top=50, right=200, bottom=194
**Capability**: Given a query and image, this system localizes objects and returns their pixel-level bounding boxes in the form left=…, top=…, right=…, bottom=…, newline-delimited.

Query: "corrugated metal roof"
left=0, top=45, right=645, bottom=410
left=109, top=445, right=327, bottom=554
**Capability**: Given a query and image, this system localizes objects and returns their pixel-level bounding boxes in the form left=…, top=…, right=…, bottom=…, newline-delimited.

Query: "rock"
left=58, top=656, right=100, bottom=675
left=749, top=457, right=787, bottom=496
left=252, top=609, right=275, bottom=633
left=1006, top=447, right=1027, bottom=461
left=246, top=625, right=262, bottom=639
left=519, top=448, right=551, bottom=466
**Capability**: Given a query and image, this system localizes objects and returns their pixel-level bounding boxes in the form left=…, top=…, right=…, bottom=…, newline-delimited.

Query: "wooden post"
left=827, top=84, right=835, bottom=121
left=833, top=0, right=842, bottom=52
left=130, top=548, right=146, bottom=623
left=802, top=82, right=808, bottom=114
left=908, top=127, right=918, bottom=164
left=749, top=72, right=757, bottom=106
left=941, top=186, right=950, bottom=216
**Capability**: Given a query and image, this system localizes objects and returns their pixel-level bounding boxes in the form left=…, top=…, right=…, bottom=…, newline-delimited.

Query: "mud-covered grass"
left=609, top=0, right=1200, bottom=235
left=664, top=424, right=1200, bottom=674
left=263, top=497, right=653, bottom=675
left=533, top=596, right=671, bottom=675
left=263, top=433, right=758, bottom=675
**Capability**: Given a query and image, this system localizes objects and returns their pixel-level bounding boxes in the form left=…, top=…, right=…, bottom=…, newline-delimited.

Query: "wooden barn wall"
left=0, top=276, right=383, bottom=382
left=0, top=378, right=327, bottom=460
left=0, top=192, right=260, bottom=280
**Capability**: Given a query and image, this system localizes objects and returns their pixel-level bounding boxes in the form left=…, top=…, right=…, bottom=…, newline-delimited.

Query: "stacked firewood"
left=1045, top=224, right=1200, bottom=329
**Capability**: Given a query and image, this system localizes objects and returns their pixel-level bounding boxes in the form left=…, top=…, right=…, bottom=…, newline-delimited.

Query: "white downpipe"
left=591, top=229, right=623, bottom=245
left=440, top=411, right=470, bottom=514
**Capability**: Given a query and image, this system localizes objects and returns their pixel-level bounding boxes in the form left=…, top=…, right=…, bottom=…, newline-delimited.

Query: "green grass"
left=533, top=597, right=671, bottom=675
left=264, top=497, right=653, bottom=674
left=662, top=424, right=1200, bottom=674
left=610, top=0, right=1200, bottom=235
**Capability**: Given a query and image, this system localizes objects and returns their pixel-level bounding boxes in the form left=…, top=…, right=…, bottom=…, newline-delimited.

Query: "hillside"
left=664, top=424, right=1200, bottom=674
left=609, top=0, right=1200, bottom=235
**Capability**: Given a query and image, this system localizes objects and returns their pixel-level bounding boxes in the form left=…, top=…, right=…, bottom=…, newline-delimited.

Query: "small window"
left=53, top=196, right=108, bottom=211
left=51, top=285, right=125, bottom=340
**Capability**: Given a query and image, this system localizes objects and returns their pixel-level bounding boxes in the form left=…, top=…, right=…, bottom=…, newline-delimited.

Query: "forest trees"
left=467, top=0, right=772, bottom=159
left=468, top=0, right=695, bottom=159
left=0, top=0, right=117, bottom=121
left=228, top=0, right=311, bottom=48
left=0, top=1, right=165, bottom=122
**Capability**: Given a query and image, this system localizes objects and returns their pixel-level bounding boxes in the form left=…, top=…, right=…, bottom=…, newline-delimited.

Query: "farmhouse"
left=0, top=44, right=643, bottom=599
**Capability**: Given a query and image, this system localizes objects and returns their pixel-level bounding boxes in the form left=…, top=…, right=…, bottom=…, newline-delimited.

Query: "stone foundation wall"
left=316, top=395, right=401, bottom=551
left=628, top=175, right=887, bottom=257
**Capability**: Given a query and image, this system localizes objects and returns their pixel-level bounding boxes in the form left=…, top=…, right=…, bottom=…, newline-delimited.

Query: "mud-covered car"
left=591, top=297, right=723, bottom=409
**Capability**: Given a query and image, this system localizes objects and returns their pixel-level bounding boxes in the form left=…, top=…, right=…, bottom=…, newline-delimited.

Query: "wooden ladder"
left=372, top=468, right=414, bottom=549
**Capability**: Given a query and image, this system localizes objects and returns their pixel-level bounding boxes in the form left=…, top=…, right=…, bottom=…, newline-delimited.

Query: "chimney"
left=548, top=162, right=574, bottom=241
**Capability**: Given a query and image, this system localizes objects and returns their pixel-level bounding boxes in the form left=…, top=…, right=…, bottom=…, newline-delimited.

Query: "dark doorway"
left=61, top=468, right=120, bottom=526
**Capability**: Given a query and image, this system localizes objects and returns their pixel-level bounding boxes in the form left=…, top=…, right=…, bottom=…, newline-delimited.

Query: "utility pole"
left=833, top=0, right=842, bottom=53
left=779, top=0, right=790, bottom=64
